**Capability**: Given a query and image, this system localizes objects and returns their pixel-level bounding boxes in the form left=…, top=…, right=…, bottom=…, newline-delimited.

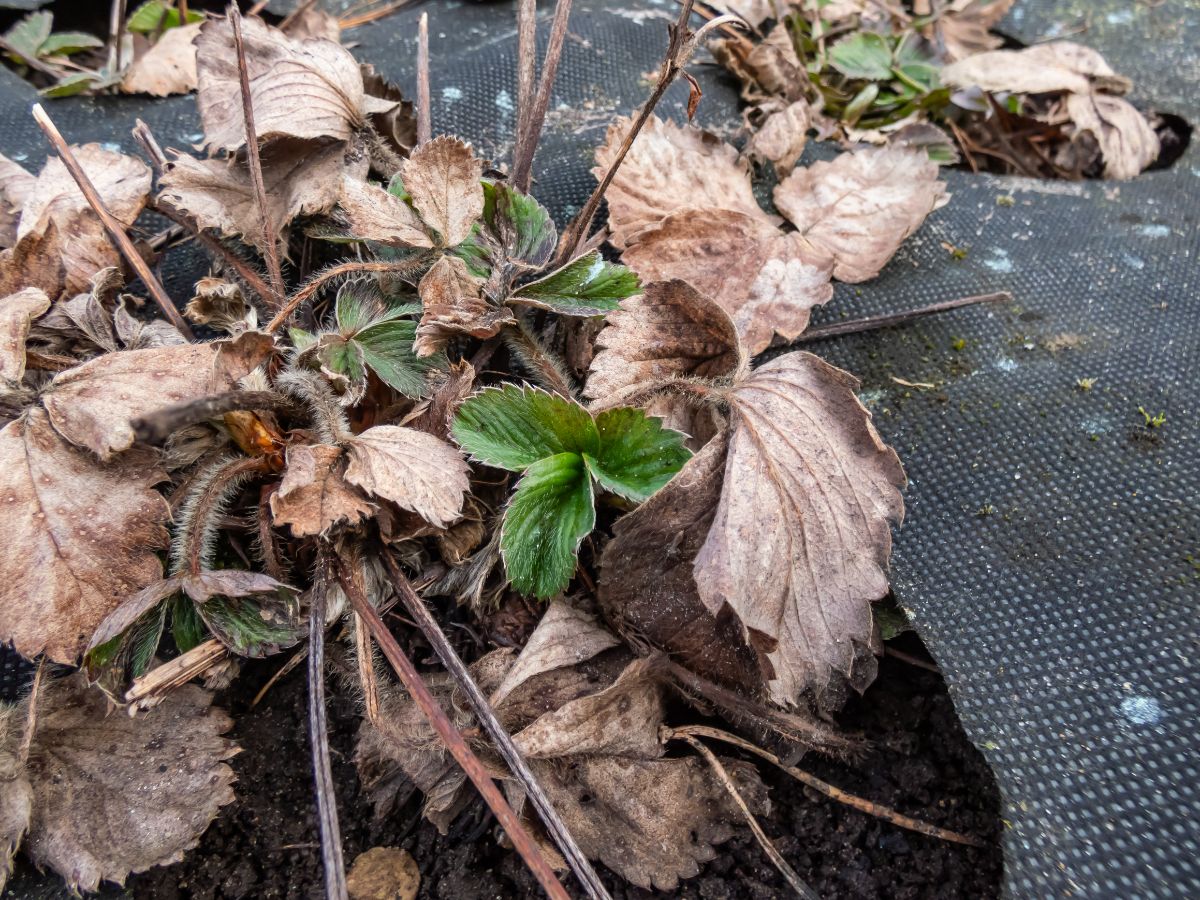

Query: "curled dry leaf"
left=120, top=22, right=201, bottom=97
left=414, top=254, right=511, bottom=357
left=335, top=173, right=432, bottom=248
left=344, top=425, right=470, bottom=529
left=17, top=146, right=151, bottom=295
left=702, top=0, right=775, bottom=28
left=0, top=153, right=35, bottom=249
left=160, top=140, right=364, bottom=254
left=620, top=208, right=833, bottom=353
left=270, top=443, right=373, bottom=537
left=42, top=331, right=274, bottom=459
left=0, top=287, right=50, bottom=383
left=772, top=146, right=950, bottom=283
left=595, top=115, right=777, bottom=250
left=936, top=0, right=1016, bottom=62
left=0, top=735, right=30, bottom=893
left=0, top=224, right=64, bottom=300
left=745, top=99, right=811, bottom=173
left=941, top=41, right=1132, bottom=96
left=5, top=674, right=237, bottom=893
left=399, top=136, right=485, bottom=247
left=400, top=359, right=476, bottom=441
left=0, top=408, right=168, bottom=664
left=695, top=353, right=906, bottom=706
left=1064, top=93, right=1159, bottom=181
left=194, top=15, right=394, bottom=153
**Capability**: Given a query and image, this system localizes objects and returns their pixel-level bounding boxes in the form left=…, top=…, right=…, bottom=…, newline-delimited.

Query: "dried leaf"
left=695, top=353, right=906, bottom=706
left=185, top=277, right=255, bottom=333
left=1065, top=93, right=1159, bottom=180
left=119, top=21, right=201, bottom=97
left=0, top=224, right=65, bottom=300
left=620, top=208, right=833, bottom=352
left=772, top=146, right=950, bottom=283
left=702, top=0, right=775, bottom=27
left=414, top=254, right=510, bottom=357
left=17, top=146, right=151, bottom=295
left=400, top=359, right=476, bottom=441
left=335, top=173, right=432, bottom=249
left=0, top=740, right=30, bottom=893
left=585, top=280, right=745, bottom=406
left=745, top=99, right=811, bottom=173
left=344, top=425, right=469, bottom=529
left=160, top=140, right=361, bottom=254
left=595, top=115, right=777, bottom=250
left=281, top=5, right=340, bottom=43
left=43, top=332, right=273, bottom=459
left=0, top=153, right=35, bottom=249
left=271, top=443, right=374, bottom=537
left=490, top=600, right=620, bottom=706
left=194, top=15, right=392, bottom=153
left=17, top=675, right=236, bottom=892
left=0, top=287, right=50, bottom=383
left=346, top=847, right=419, bottom=900
left=0, top=408, right=168, bottom=663
left=941, top=41, right=1132, bottom=96
left=399, top=136, right=485, bottom=247
left=360, top=65, right=418, bottom=160
left=937, top=0, right=1016, bottom=62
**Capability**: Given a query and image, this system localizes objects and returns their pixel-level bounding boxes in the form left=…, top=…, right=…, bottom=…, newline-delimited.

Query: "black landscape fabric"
left=0, top=0, right=1196, bottom=896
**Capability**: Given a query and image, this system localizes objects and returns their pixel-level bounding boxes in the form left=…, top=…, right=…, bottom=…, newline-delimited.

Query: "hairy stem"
left=265, top=260, right=425, bottom=334
left=503, top=318, right=575, bottom=397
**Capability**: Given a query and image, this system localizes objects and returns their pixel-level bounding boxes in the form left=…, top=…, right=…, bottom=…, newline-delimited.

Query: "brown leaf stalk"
left=671, top=724, right=987, bottom=847
left=794, top=292, right=1012, bottom=344
left=381, top=553, right=612, bottom=900
left=31, top=104, right=195, bottom=340
left=265, top=259, right=423, bottom=334
left=333, top=555, right=571, bottom=900
left=132, top=391, right=300, bottom=446
left=503, top=318, right=575, bottom=397
left=227, top=3, right=286, bottom=307
left=308, top=568, right=349, bottom=900
left=672, top=731, right=818, bottom=899
left=514, top=0, right=537, bottom=184
left=416, top=13, right=432, bottom=146
left=555, top=0, right=695, bottom=266
left=511, top=0, right=574, bottom=193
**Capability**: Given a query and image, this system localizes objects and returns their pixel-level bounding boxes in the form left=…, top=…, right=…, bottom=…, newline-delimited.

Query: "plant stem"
left=125, top=639, right=228, bottom=709
left=555, top=0, right=695, bottom=266
left=227, top=3, right=286, bottom=308
left=31, top=104, right=194, bottom=340
left=333, top=555, right=570, bottom=900
left=416, top=13, right=431, bottom=146
left=382, top=553, right=612, bottom=900
left=503, top=318, right=575, bottom=397
left=308, top=569, right=349, bottom=900
left=795, top=292, right=1011, bottom=343
left=18, top=658, right=45, bottom=765
left=514, top=0, right=537, bottom=188
left=131, top=390, right=299, bottom=446
left=265, top=259, right=421, bottom=333
left=511, top=0, right=573, bottom=192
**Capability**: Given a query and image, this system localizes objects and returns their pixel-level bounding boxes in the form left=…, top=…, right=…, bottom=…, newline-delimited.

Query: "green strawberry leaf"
left=585, top=407, right=691, bottom=502
left=170, top=594, right=208, bottom=653
left=829, top=32, right=893, bottom=81
left=39, top=31, right=103, bottom=57
left=197, top=587, right=305, bottom=658
left=318, top=335, right=367, bottom=386
left=501, top=452, right=595, bottom=598
left=127, top=0, right=203, bottom=34
left=4, top=11, right=52, bottom=61
left=510, top=251, right=640, bottom=316
left=452, top=384, right=598, bottom=471
left=484, top=181, right=557, bottom=268
left=357, top=318, right=440, bottom=397
left=289, top=327, right=318, bottom=352
left=41, top=72, right=99, bottom=98
left=83, top=602, right=166, bottom=702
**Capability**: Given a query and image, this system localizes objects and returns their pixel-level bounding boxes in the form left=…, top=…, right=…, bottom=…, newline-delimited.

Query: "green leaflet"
left=83, top=603, right=167, bottom=703
left=510, top=251, right=640, bottom=317
left=3, top=12, right=52, bottom=60
left=585, top=408, right=694, bottom=502
left=38, top=31, right=102, bottom=57
left=452, top=384, right=691, bottom=598
left=452, top=384, right=599, bottom=471
left=198, top=590, right=305, bottom=658
left=126, top=0, right=203, bottom=34
left=357, top=319, right=434, bottom=397
left=501, top=453, right=595, bottom=598
left=171, top=594, right=208, bottom=654
left=485, top=181, right=557, bottom=268
left=828, top=32, right=893, bottom=81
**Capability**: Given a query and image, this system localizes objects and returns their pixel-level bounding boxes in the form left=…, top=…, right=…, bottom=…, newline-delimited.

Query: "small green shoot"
left=1138, top=406, right=1166, bottom=429
left=452, top=385, right=691, bottom=598
left=996, top=195, right=1016, bottom=207
left=1076, top=377, right=1097, bottom=391
left=951, top=337, right=966, bottom=352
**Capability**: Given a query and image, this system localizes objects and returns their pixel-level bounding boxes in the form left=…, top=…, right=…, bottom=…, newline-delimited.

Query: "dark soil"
left=122, top=631, right=1002, bottom=900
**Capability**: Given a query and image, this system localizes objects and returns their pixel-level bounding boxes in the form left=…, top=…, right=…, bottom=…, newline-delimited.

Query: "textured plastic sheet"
left=1, top=1, right=1197, bottom=896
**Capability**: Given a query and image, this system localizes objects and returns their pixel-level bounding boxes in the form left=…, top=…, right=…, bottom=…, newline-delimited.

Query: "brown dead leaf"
left=598, top=427, right=767, bottom=693
left=620, top=208, right=833, bottom=352
left=595, top=115, right=778, bottom=250
left=695, top=352, right=906, bottom=707
left=17, top=675, right=236, bottom=893
left=941, top=41, right=1132, bottom=96
left=271, top=443, right=373, bottom=537
left=282, top=5, right=341, bottom=43
left=0, top=224, right=65, bottom=300
left=773, top=146, right=949, bottom=283
left=343, top=425, right=469, bottom=529
left=120, top=22, right=201, bottom=97
left=0, top=153, right=35, bottom=249
left=360, top=65, right=418, bottom=161
left=346, top=847, right=419, bottom=900
left=0, top=738, right=30, bottom=894
left=400, top=359, right=476, bottom=441
left=160, top=140, right=362, bottom=255
left=1065, top=93, right=1159, bottom=180
left=43, top=332, right=273, bottom=459
left=937, top=0, right=1016, bottom=62
left=414, top=255, right=511, bottom=357
left=710, top=24, right=804, bottom=104
left=585, top=280, right=744, bottom=409
left=17, top=146, right=151, bottom=295
left=0, top=408, right=168, bottom=664
left=702, top=0, right=775, bottom=27
left=335, top=173, right=432, bottom=249
left=185, top=277, right=255, bottom=333
left=490, top=600, right=620, bottom=707
left=745, top=99, right=811, bottom=173
left=399, top=137, right=485, bottom=247
left=194, top=15, right=393, bottom=153
left=0, top=288, right=50, bottom=383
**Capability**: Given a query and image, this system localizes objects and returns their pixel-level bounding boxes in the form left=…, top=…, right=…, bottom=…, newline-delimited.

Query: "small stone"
left=347, top=847, right=420, bottom=900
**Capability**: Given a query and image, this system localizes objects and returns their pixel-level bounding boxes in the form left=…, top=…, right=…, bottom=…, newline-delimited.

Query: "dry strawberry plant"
left=0, top=2, right=990, bottom=897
